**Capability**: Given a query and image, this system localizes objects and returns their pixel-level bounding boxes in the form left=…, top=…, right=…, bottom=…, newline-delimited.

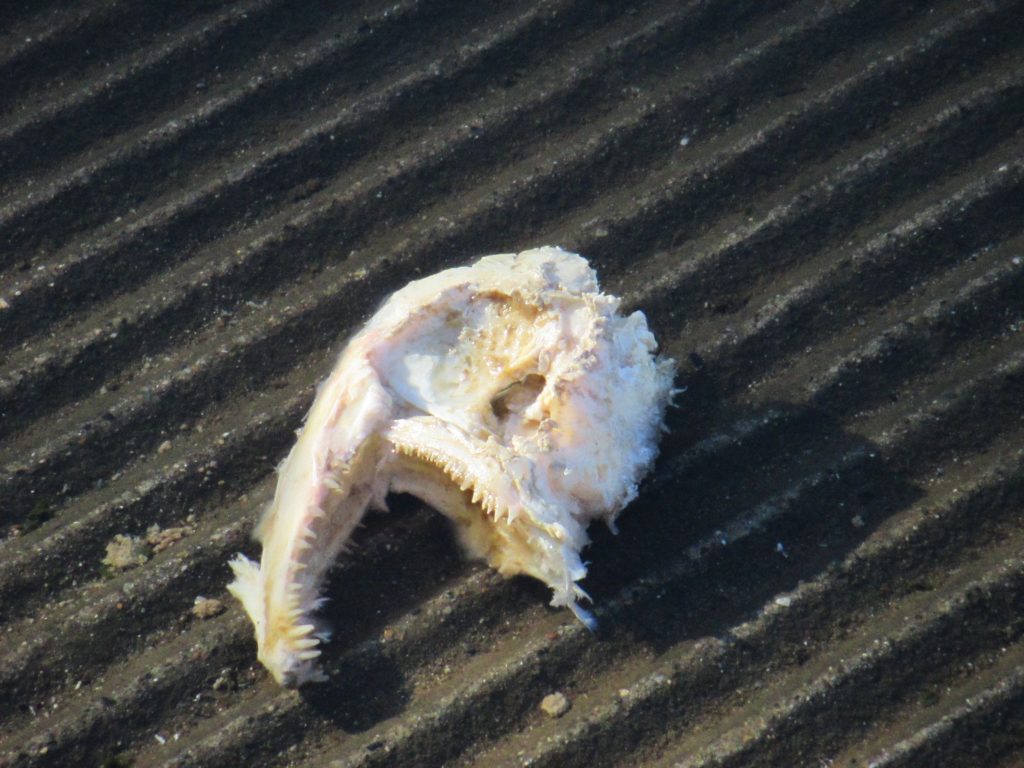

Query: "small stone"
left=540, top=692, right=570, bottom=718
left=158, top=440, right=172, bottom=454
left=774, top=595, right=792, bottom=608
left=102, top=534, right=150, bottom=570
left=212, top=669, right=235, bottom=692
left=192, top=596, right=225, bottom=619
left=850, top=514, right=865, bottom=528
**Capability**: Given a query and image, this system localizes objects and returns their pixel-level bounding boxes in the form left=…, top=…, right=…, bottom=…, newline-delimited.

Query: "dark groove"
left=0, top=0, right=774, bottom=349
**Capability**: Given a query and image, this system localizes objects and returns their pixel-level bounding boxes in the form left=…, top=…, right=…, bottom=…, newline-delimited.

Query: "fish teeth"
left=289, top=623, right=316, bottom=638
left=483, top=497, right=498, bottom=518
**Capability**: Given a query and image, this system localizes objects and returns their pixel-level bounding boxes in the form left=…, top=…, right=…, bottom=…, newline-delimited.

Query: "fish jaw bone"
left=228, top=246, right=674, bottom=685
left=228, top=346, right=393, bottom=687
left=385, top=415, right=592, bottom=619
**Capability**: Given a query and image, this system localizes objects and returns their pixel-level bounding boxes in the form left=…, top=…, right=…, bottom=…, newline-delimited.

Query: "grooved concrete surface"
left=1, top=1, right=1023, bottom=766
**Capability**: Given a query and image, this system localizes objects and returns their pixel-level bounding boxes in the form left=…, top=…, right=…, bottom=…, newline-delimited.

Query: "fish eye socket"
left=490, top=373, right=545, bottom=421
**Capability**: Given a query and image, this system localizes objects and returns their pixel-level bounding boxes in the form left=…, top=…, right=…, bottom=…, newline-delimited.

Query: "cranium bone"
left=228, top=246, right=675, bottom=686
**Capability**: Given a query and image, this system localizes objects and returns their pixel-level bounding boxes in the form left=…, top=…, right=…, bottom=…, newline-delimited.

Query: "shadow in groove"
left=584, top=364, right=923, bottom=655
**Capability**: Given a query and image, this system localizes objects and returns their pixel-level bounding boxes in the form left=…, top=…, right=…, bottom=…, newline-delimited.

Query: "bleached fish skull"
left=229, top=246, right=675, bottom=686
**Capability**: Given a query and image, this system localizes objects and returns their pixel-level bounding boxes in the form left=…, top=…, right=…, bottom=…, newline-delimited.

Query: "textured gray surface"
left=1, top=0, right=1023, bottom=766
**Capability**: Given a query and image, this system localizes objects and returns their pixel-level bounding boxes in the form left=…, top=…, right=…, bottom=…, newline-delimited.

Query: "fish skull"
left=228, top=246, right=675, bottom=686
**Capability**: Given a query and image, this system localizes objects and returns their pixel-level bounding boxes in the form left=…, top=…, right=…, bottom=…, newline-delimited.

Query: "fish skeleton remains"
left=228, top=246, right=675, bottom=686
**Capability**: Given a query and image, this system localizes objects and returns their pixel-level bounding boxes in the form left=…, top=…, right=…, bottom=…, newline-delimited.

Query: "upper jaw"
left=384, top=415, right=592, bottom=610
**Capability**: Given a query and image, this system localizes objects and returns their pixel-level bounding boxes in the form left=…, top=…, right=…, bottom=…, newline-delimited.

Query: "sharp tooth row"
left=293, top=516, right=322, bottom=556
left=395, top=440, right=517, bottom=521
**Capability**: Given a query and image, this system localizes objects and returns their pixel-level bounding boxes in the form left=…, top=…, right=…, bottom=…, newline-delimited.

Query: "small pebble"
left=212, top=669, right=235, bottom=692
left=851, top=514, right=865, bottom=528
left=192, top=596, right=225, bottom=619
left=157, top=440, right=172, bottom=454
left=540, top=692, right=570, bottom=718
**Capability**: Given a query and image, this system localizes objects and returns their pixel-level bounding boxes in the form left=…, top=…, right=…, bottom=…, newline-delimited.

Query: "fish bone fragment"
left=228, top=246, right=675, bottom=686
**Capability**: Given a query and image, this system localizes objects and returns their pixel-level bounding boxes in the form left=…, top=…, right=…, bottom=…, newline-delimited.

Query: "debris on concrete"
left=146, top=524, right=194, bottom=554
left=102, top=534, right=150, bottom=570
left=192, top=596, right=225, bottom=619
left=540, top=691, right=570, bottom=718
